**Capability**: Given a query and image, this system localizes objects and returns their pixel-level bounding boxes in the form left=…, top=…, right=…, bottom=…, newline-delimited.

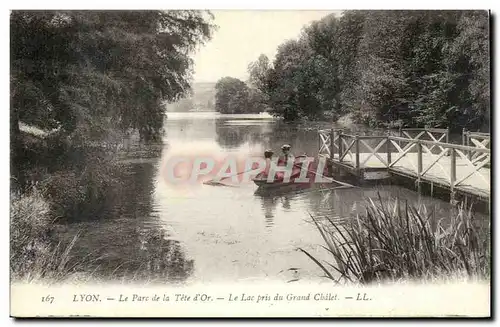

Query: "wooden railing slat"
left=318, top=128, right=490, bottom=196
left=389, top=136, right=490, bottom=153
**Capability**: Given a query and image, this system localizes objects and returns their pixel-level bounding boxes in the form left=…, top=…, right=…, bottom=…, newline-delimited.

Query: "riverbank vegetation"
left=301, top=196, right=490, bottom=284
left=214, top=76, right=268, bottom=114
left=11, top=187, right=194, bottom=284
left=245, top=10, right=489, bottom=132
left=10, top=10, right=215, bottom=281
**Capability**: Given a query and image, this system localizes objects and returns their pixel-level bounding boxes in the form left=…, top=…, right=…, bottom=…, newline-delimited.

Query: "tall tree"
left=215, top=77, right=251, bottom=114
left=247, top=54, right=271, bottom=94
left=304, top=13, right=341, bottom=115
left=447, top=11, right=490, bottom=131
left=10, top=10, right=215, bottom=144
left=336, top=11, right=367, bottom=114
left=250, top=10, right=490, bottom=130
left=266, top=38, right=331, bottom=120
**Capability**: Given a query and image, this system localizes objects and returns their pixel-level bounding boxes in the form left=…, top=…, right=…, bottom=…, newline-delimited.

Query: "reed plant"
left=10, top=186, right=82, bottom=282
left=300, top=194, right=490, bottom=284
left=10, top=188, right=193, bottom=284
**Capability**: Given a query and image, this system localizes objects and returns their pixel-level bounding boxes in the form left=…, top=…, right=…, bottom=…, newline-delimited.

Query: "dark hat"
left=281, top=144, right=291, bottom=150
left=264, top=149, right=274, bottom=158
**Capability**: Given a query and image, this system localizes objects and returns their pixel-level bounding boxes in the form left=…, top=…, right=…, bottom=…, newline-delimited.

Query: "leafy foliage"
left=248, top=54, right=271, bottom=95
left=214, top=77, right=266, bottom=114
left=11, top=10, right=214, bottom=143
left=247, top=10, right=489, bottom=131
left=10, top=9, right=215, bottom=195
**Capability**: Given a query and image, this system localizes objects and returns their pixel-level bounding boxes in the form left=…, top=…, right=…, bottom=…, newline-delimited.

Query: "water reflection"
left=215, top=118, right=273, bottom=150
left=60, top=112, right=489, bottom=284
left=61, top=160, right=195, bottom=283
left=259, top=195, right=277, bottom=227
left=215, top=119, right=246, bottom=149
left=254, top=183, right=321, bottom=228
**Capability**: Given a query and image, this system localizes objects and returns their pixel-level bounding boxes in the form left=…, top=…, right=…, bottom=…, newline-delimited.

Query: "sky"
left=191, top=10, right=342, bottom=83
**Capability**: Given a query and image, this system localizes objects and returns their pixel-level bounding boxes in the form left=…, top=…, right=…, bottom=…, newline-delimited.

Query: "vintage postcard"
left=9, top=9, right=491, bottom=318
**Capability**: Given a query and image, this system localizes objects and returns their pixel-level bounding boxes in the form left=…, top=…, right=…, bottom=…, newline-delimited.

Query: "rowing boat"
left=252, top=158, right=315, bottom=189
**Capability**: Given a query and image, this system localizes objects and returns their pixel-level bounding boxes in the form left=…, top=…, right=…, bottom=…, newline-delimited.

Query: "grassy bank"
left=10, top=129, right=190, bottom=284
left=10, top=185, right=194, bottom=284
left=301, top=195, right=490, bottom=284
left=10, top=187, right=79, bottom=282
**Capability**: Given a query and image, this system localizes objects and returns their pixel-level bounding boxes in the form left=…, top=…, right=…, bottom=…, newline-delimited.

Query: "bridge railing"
left=318, top=129, right=335, bottom=157
left=319, top=127, right=450, bottom=161
left=462, top=129, right=490, bottom=164
left=319, top=128, right=451, bottom=157
left=389, top=136, right=490, bottom=195
left=337, top=134, right=389, bottom=169
left=318, top=128, right=347, bottom=158
left=338, top=133, right=356, bottom=163
left=396, top=127, right=448, bottom=141
left=391, top=127, right=450, bottom=155
left=318, top=127, right=490, bottom=199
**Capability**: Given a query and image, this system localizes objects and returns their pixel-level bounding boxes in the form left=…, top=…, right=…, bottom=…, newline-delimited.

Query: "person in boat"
left=264, top=149, right=274, bottom=160
left=277, top=144, right=313, bottom=180
left=263, top=149, right=274, bottom=176
left=278, top=144, right=293, bottom=166
left=275, top=144, right=298, bottom=182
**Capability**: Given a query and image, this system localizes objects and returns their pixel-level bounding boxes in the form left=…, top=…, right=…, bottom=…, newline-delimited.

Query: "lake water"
left=61, top=112, right=489, bottom=285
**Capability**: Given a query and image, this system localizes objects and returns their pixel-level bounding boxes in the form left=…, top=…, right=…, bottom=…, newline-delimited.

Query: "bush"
left=10, top=187, right=194, bottom=284
left=10, top=186, right=79, bottom=282
left=40, top=152, right=122, bottom=221
left=300, top=195, right=490, bottom=284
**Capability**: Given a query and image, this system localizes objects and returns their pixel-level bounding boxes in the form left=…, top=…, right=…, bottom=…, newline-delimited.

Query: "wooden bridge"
left=318, top=127, right=491, bottom=203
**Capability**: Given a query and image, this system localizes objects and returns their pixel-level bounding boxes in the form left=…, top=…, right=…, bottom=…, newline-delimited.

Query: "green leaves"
left=247, top=10, right=489, bottom=130
left=214, top=77, right=267, bottom=114
left=11, top=10, right=214, bottom=143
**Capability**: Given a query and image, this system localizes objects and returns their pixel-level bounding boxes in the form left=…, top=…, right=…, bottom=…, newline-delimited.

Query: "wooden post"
left=417, top=141, right=422, bottom=194
left=462, top=128, right=466, bottom=145
left=386, top=135, right=391, bottom=167
left=444, top=128, right=450, bottom=156
left=417, top=142, right=422, bottom=176
left=338, top=130, right=343, bottom=162
left=450, top=148, right=457, bottom=204
left=399, top=126, right=403, bottom=148
left=466, top=131, right=471, bottom=160
left=330, top=128, right=335, bottom=160
left=355, top=134, right=360, bottom=170
left=318, top=132, right=321, bottom=156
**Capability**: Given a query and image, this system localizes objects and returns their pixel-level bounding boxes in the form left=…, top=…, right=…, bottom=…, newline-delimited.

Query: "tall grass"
left=10, top=187, right=194, bottom=284
left=300, top=195, right=490, bottom=284
left=10, top=186, right=81, bottom=282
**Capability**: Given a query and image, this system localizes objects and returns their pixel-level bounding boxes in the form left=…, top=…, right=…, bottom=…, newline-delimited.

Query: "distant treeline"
left=167, top=82, right=216, bottom=112
left=214, top=77, right=268, bottom=114
left=241, top=10, right=489, bottom=131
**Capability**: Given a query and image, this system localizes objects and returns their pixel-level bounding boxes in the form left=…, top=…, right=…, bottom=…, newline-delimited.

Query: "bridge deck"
left=330, top=152, right=490, bottom=199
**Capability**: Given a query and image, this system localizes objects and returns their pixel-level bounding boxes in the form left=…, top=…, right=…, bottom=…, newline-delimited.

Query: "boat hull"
left=252, top=156, right=329, bottom=190
left=252, top=169, right=312, bottom=189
